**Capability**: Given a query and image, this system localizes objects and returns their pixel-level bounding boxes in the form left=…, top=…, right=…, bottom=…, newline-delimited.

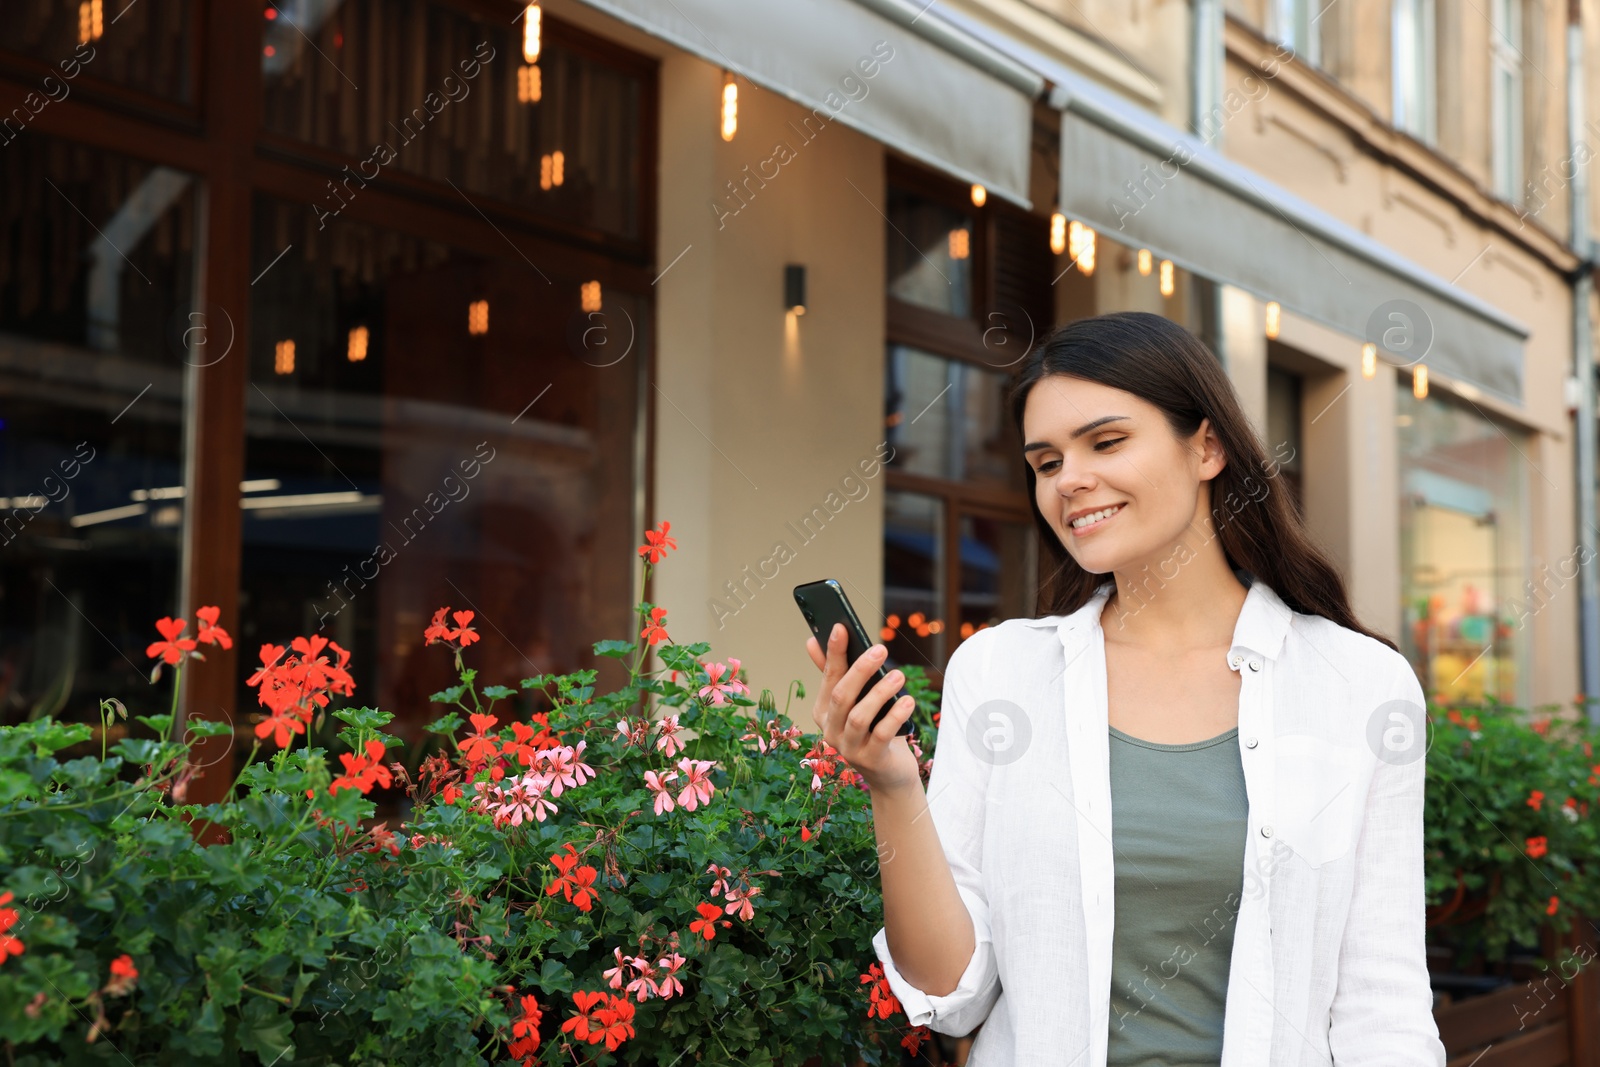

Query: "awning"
left=932, top=6, right=1529, bottom=403
left=575, top=0, right=1043, bottom=207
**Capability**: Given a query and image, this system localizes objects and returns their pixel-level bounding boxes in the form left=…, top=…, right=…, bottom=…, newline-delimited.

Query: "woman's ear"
left=1195, top=418, right=1229, bottom=480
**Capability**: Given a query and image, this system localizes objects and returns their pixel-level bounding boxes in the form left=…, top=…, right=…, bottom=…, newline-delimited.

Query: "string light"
left=1159, top=259, right=1175, bottom=297
left=347, top=326, right=368, bottom=362
left=970, top=184, right=987, bottom=207
left=1361, top=342, right=1377, bottom=379
left=580, top=281, right=602, bottom=312
left=539, top=150, right=565, bottom=190
left=1264, top=301, right=1281, bottom=339
left=78, top=0, right=103, bottom=44
left=721, top=72, right=737, bottom=142
left=468, top=300, right=489, bottom=335
left=1067, top=221, right=1096, bottom=275
left=948, top=228, right=970, bottom=260
left=517, top=65, right=542, bottom=104
left=274, top=339, right=295, bottom=375
left=522, top=3, right=541, bottom=63
left=1137, top=248, right=1153, bottom=276
left=1050, top=212, right=1067, bottom=255
left=1413, top=364, right=1428, bottom=398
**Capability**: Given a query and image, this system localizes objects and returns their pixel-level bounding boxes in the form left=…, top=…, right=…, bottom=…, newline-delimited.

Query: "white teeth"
left=1071, top=505, right=1122, bottom=529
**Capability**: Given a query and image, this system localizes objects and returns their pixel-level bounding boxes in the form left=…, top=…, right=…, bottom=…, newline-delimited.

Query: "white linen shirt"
left=871, top=576, right=1447, bottom=1067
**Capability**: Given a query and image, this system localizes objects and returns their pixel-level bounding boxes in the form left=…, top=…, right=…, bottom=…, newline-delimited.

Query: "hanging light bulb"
left=1361, top=342, right=1377, bottom=379
left=1077, top=228, right=1096, bottom=275
left=1159, top=259, right=1175, bottom=297
left=274, top=339, right=295, bottom=375
left=948, top=228, right=971, bottom=260
left=1068, top=220, right=1083, bottom=260
left=720, top=72, right=738, bottom=142
left=1050, top=212, right=1067, bottom=255
left=347, top=326, right=368, bottom=362
left=970, top=184, right=987, bottom=207
left=78, top=0, right=103, bottom=44
left=517, top=64, right=542, bottom=104
left=522, top=3, right=541, bottom=63
left=581, top=280, right=602, bottom=312
left=1264, top=301, right=1281, bottom=339
left=539, top=150, right=565, bottom=190
left=468, top=300, right=489, bottom=335
left=1413, top=364, right=1428, bottom=398
left=1138, top=248, right=1153, bottom=276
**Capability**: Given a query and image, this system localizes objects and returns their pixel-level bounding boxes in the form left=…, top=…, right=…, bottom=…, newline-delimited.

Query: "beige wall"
left=650, top=52, right=889, bottom=724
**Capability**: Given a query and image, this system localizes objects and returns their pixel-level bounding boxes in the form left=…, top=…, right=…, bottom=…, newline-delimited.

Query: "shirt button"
left=1228, top=653, right=1243, bottom=669
left=1260, top=825, right=1273, bottom=838
left=1245, top=736, right=1259, bottom=749
left=1248, top=659, right=1262, bottom=671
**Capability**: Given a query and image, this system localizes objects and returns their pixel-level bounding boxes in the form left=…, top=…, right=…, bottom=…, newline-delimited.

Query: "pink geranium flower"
left=644, top=769, right=680, bottom=815
left=674, top=758, right=717, bottom=811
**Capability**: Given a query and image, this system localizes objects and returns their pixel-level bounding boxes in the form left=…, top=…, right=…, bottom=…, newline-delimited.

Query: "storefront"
left=0, top=1, right=653, bottom=790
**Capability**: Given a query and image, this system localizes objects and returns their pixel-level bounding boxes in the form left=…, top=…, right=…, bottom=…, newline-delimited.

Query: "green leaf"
left=593, top=639, right=634, bottom=659
left=0, top=769, right=34, bottom=804
left=237, top=996, right=295, bottom=1061
left=183, top=717, right=234, bottom=739
left=482, top=685, right=516, bottom=700
left=429, top=683, right=469, bottom=704
left=425, top=711, right=463, bottom=735
left=333, top=707, right=393, bottom=730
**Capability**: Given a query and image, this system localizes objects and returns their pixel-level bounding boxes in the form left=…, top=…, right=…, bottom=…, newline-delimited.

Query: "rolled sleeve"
left=1327, top=657, right=1447, bottom=1065
left=870, top=631, right=1003, bottom=1037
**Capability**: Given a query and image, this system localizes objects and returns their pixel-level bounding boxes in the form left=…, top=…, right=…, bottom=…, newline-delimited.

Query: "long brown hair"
left=1007, top=310, right=1398, bottom=653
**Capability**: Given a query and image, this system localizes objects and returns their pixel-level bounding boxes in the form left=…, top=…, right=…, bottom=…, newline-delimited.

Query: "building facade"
left=1, top=0, right=1596, bottom=801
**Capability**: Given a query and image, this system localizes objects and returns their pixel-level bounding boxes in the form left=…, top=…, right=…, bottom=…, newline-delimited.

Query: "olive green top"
left=1105, top=724, right=1248, bottom=1067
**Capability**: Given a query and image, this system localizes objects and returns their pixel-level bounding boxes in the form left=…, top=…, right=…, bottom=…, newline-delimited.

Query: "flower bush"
left=1424, top=695, right=1600, bottom=966
left=0, top=522, right=944, bottom=1065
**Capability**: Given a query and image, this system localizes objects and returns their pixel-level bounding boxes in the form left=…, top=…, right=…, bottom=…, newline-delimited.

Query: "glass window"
left=1265, top=364, right=1304, bottom=520
left=0, top=0, right=195, bottom=105
left=260, top=0, right=644, bottom=242
left=886, top=187, right=973, bottom=318
left=1397, top=384, right=1528, bottom=707
left=0, top=134, right=195, bottom=726
left=959, top=512, right=1035, bottom=639
left=243, top=195, right=642, bottom=741
left=882, top=490, right=944, bottom=670
left=1271, top=0, right=1321, bottom=65
left=885, top=344, right=1023, bottom=490
left=1490, top=0, right=1523, bottom=200
left=1392, top=0, right=1436, bottom=142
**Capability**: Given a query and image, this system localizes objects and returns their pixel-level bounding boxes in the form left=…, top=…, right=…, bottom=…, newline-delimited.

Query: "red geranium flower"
left=638, top=521, right=676, bottom=564
left=1525, top=835, right=1548, bottom=859
left=146, top=617, right=197, bottom=665
left=640, top=606, right=670, bottom=646
left=195, top=605, right=233, bottom=649
left=1527, top=790, right=1545, bottom=811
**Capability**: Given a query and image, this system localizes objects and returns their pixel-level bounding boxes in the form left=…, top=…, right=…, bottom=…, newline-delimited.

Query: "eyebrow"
left=1022, top=415, right=1130, bottom=452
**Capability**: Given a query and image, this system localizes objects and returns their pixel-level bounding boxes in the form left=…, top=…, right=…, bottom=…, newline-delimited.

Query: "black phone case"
left=793, top=579, right=915, bottom=737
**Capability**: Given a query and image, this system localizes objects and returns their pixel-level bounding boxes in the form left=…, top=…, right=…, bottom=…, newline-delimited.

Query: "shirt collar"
left=1020, top=573, right=1295, bottom=664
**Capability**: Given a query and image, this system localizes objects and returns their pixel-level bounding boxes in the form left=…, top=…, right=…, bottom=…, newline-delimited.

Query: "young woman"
left=806, top=312, right=1446, bottom=1066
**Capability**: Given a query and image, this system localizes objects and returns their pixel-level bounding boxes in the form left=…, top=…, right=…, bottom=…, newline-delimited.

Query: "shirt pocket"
left=1273, top=734, right=1370, bottom=869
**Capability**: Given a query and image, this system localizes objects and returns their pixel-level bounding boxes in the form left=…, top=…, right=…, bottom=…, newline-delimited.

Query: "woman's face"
left=1021, top=375, right=1226, bottom=577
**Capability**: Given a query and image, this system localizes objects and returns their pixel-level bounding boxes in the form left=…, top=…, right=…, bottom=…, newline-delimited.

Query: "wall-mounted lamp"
left=1361, top=342, right=1377, bottom=379
left=1137, top=248, right=1152, bottom=276
left=970, top=184, right=987, bottom=207
left=721, top=72, right=738, bottom=142
left=784, top=264, right=806, bottom=315
left=1158, top=259, right=1174, bottom=297
left=1049, top=212, right=1066, bottom=255
left=1264, top=301, right=1281, bottom=339
left=1413, top=364, right=1428, bottom=399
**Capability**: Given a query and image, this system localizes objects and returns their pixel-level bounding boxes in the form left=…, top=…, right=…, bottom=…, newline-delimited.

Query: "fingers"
left=870, top=693, right=916, bottom=744
left=841, top=666, right=906, bottom=745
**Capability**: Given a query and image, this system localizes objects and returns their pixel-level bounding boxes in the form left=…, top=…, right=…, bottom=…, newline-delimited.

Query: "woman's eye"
left=1035, top=460, right=1060, bottom=474
left=1094, top=437, right=1126, bottom=451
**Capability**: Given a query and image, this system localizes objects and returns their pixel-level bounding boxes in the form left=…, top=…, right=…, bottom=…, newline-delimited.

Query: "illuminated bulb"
left=517, top=65, right=542, bottom=104
left=908, top=611, right=925, bottom=627
left=522, top=3, right=541, bottom=63
left=886, top=613, right=901, bottom=628
left=948, top=228, right=970, bottom=260
left=1264, top=301, right=1281, bottom=339
left=1077, top=228, right=1096, bottom=276
left=1068, top=220, right=1083, bottom=260
left=468, top=300, right=489, bottom=336
left=274, top=339, right=295, bottom=375
left=928, top=619, right=943, bottom=634
left=1137, top=248, right=1153, bottom=276
left=970, top=184, right=987, bottom=207
left=959, top=621, right=975, bottom=638
left=580, top=280, right=602, bottom=312
left=1413, top=364, right=1428, bottom=399
left=879, top=626, right=895, bottom=641
left=721, top=72, right=738, bottom=142
left=347, top=326, right=368, bottom=362
left=1361, top=342, right=1377, bottom=379
left=1159, top=259, right=1175, bottom=297
left=78, top=0, right=102, bottom=44
left=1050, top=212, right=1067, bottom=255
left=539, top=151, right=566, bottom=190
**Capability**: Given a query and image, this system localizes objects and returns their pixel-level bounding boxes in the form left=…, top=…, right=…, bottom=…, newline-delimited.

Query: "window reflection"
left=260, top=0, right=643, bottom=241
left=244, top=195, right=641, bottom=743
left=1397, top=385, right=1527, bottom=706
left=885, top=344, right=1023, bottom=489
left=882, top=490, right=943, bottom=669
left=0, top=0, right=194, bottom=104
left=0, top=135, right=194, bottom=726
left=959, top=513, right=1035, bottom=639
left=886, top=187, right=972, bottom=318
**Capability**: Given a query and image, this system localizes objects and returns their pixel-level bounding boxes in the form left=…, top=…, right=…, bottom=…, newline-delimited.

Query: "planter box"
left=1430, top=917, right=1600, bottom=1067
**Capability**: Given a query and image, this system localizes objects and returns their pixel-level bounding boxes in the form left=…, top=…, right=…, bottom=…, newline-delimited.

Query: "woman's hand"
left=805, top=623, right=922, bottom=794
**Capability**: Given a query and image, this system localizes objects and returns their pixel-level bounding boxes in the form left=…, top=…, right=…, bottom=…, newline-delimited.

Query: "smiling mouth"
left=1068, top=503, right=1123, bottom=535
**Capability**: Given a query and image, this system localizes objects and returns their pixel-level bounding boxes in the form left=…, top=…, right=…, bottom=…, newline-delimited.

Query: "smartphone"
left=793, top=579, right=915, bottom=737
